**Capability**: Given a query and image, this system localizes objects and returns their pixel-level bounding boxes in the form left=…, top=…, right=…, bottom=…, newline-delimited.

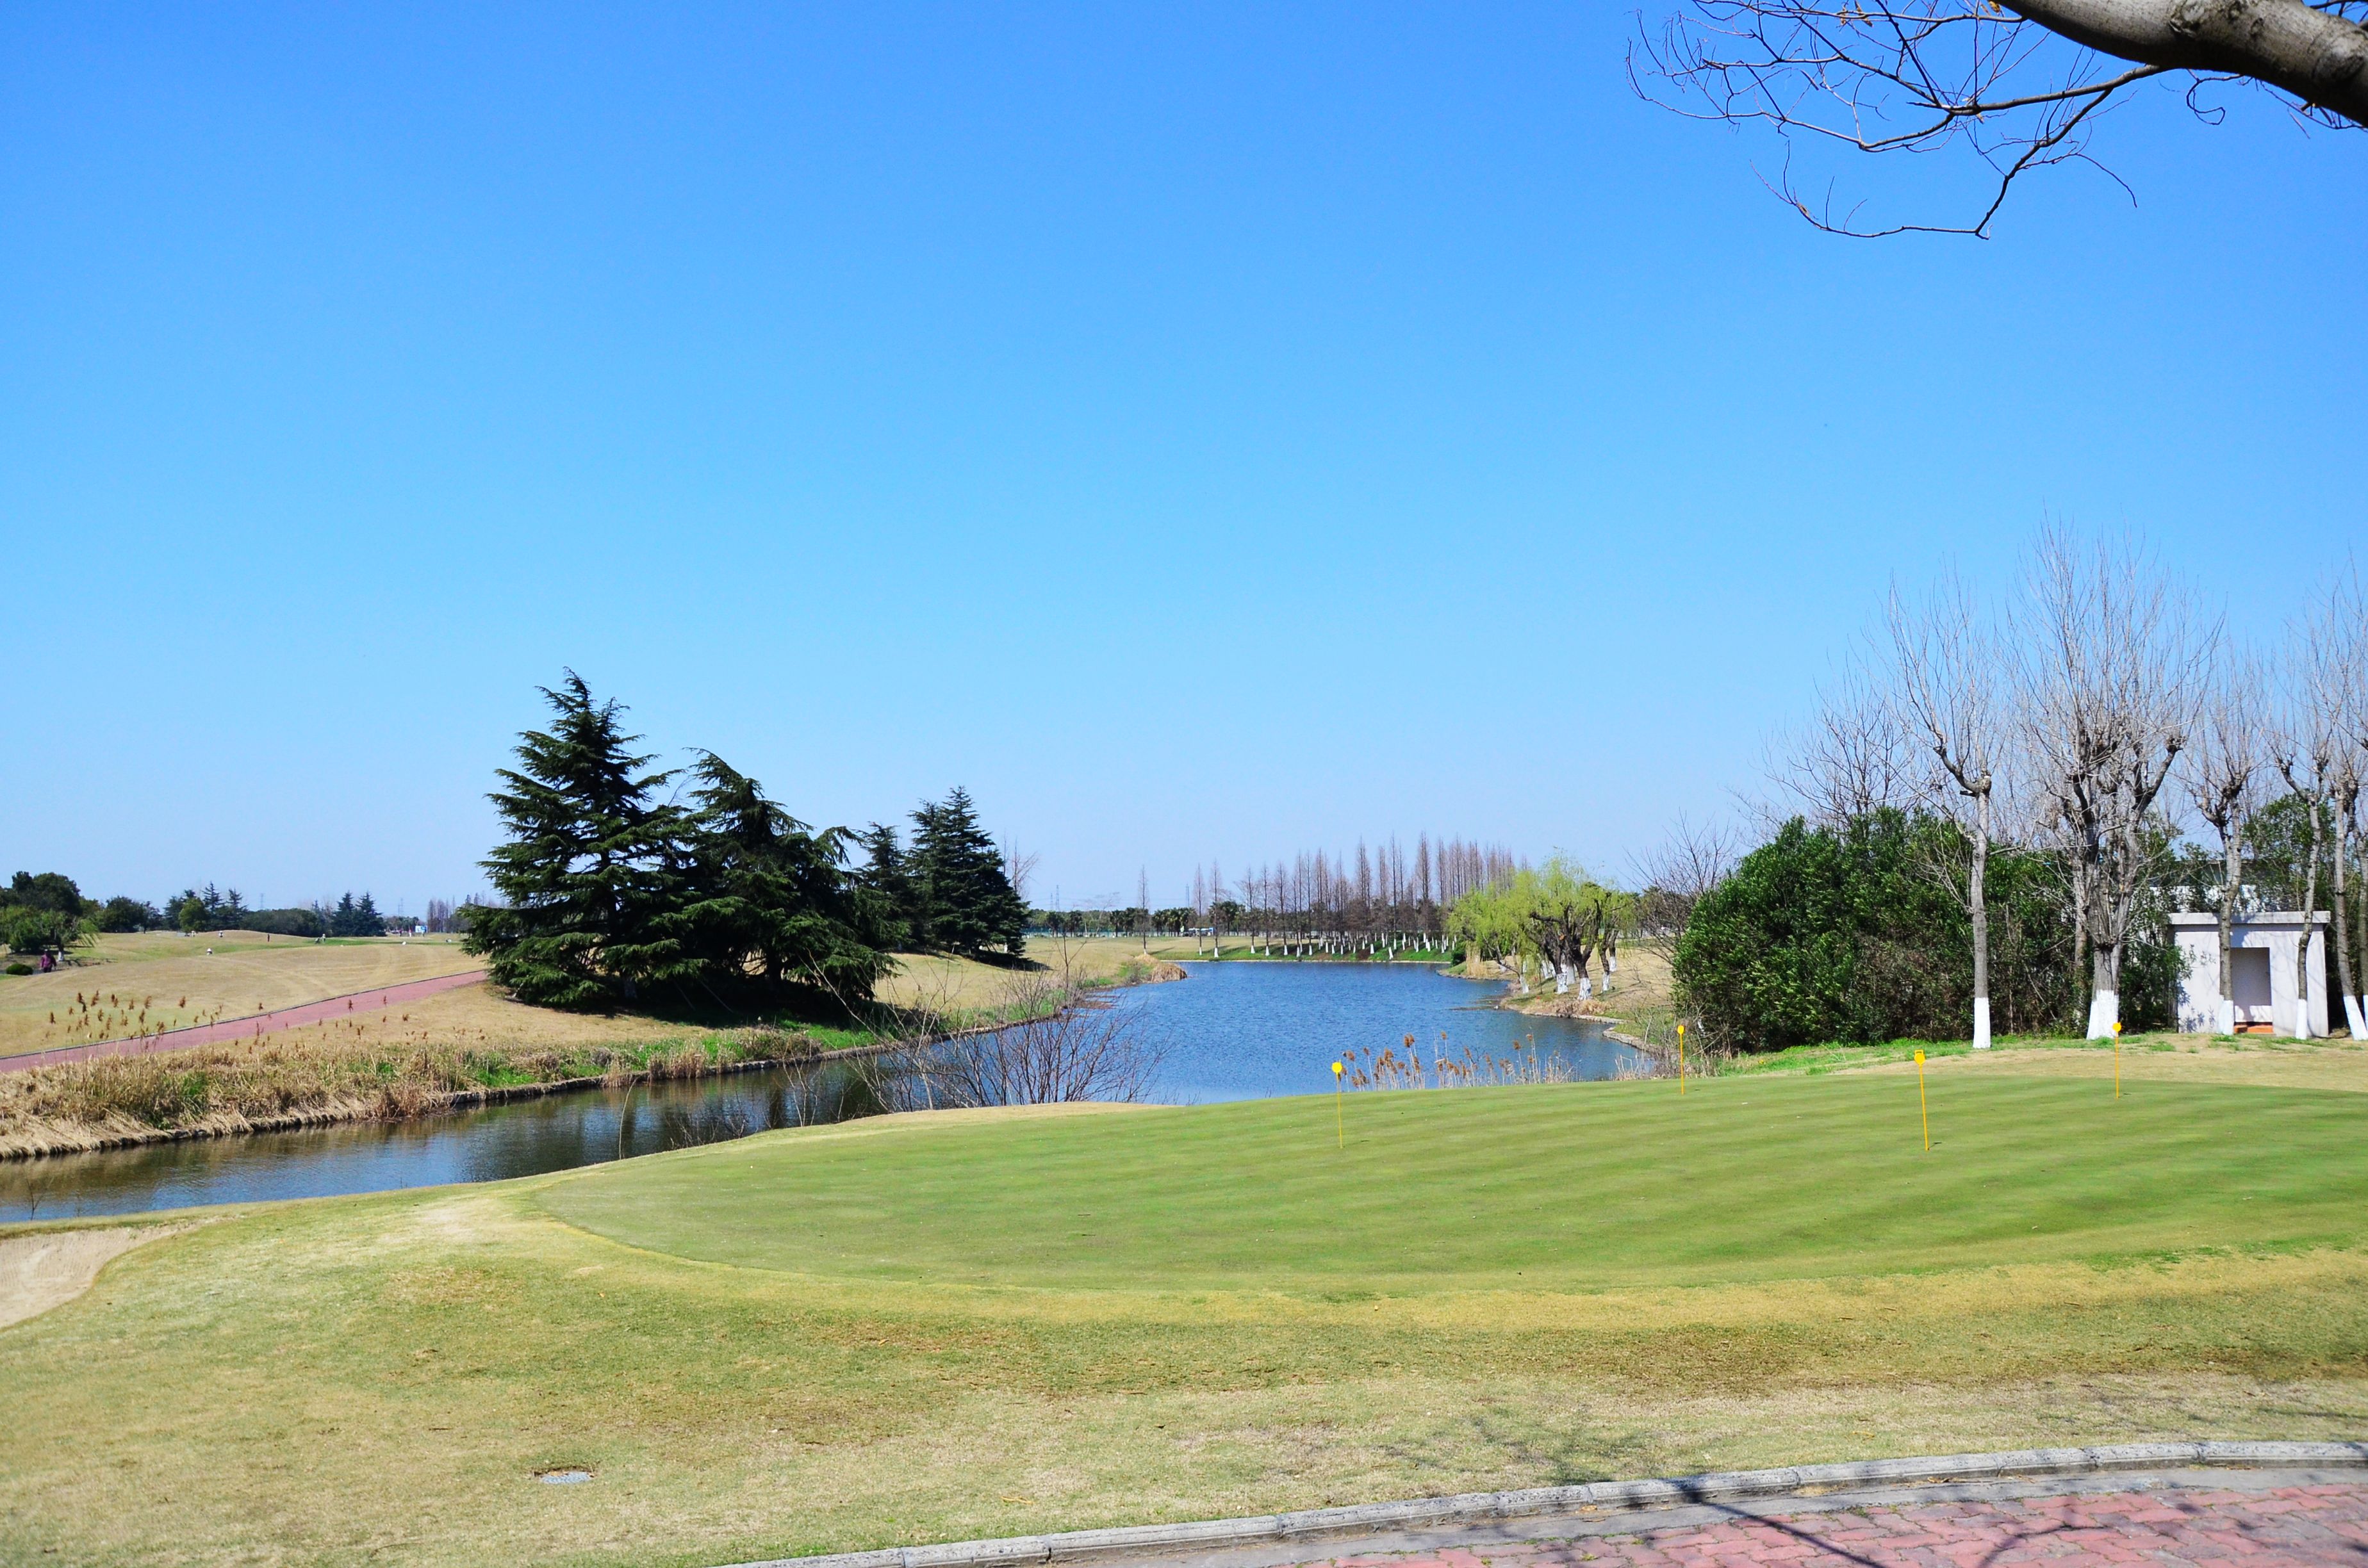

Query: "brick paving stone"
left=1279, top=1485, right=2368, bottom=1568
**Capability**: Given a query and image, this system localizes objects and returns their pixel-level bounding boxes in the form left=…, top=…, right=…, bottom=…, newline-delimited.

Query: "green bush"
left=94, top=897, right=161, bottom=933
left=0, top=905, right=83, bottom=956
left=1673, top=810, right=2173, bottom=1053
left=241, top=907, right=325, bottom=938
left=3, top=963, right=31, bottom=976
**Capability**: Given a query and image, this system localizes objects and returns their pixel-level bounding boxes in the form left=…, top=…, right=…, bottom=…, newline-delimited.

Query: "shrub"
left=94, top=897, right=161, bottom=933
left=3, top=963, right=31, bottom=977
left=1673, top=810, right=2174, bottom=1053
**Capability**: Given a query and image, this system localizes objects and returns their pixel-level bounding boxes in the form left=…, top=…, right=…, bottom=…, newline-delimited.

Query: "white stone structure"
left=2171, top=911, right=2329, bottom=1038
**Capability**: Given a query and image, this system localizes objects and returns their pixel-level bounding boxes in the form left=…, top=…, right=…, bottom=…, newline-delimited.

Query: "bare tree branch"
left=1636, top=0, right=2367, bottom=236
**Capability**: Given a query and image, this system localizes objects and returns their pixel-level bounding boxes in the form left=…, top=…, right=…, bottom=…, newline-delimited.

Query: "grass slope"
left=2, top=1075, right=2366, bottom=1566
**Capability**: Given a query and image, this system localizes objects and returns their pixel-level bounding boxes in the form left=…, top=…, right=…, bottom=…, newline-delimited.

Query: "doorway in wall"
left=2232, top=946, right=2274, bottom=1033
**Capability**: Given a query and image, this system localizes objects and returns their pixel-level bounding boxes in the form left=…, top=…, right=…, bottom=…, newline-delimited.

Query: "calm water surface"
left=0, top=961, right=1641, bottom=1223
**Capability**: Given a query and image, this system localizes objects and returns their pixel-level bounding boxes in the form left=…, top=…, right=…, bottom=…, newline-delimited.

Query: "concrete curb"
left=722, top=1441, right=2368, bottom=1568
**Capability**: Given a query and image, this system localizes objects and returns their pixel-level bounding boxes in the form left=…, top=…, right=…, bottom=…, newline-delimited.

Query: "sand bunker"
left=0, top=1225, right=180, bottom=1331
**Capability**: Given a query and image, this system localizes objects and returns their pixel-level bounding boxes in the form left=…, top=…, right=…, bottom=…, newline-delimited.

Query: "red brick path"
left=1308, top=1485, right=2368, bottom=1567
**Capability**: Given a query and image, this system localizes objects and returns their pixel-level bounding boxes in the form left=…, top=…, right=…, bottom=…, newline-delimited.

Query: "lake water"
left=1121, top=960, right=1636, bottom=1102
left=0, top=961, right=1642, bottom=1223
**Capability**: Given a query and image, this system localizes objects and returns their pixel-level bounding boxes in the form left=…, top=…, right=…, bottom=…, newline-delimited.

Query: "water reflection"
left=0, top=1056, right=926, bottom=1225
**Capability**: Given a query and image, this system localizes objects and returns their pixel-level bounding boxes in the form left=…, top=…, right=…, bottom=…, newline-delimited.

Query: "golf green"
left=538, top=1074, right=2368, bottom=1294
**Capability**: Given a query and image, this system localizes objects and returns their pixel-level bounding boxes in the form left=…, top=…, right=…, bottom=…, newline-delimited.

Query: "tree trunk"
left=2218, top=826, right=2242, bottom=1036
left=2334, top=812, right=2363, bottom=1039
left=2005, top=0, right=2368, bottom=126
left=2087, top=939, right=2119, bottom=1039
left=2296, top=804, right=2323, bottom=1038
left=1971, top=787, right=1992, bottom=1050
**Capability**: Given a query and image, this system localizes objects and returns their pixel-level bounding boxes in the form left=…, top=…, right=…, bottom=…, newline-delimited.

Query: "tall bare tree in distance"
left=1636, top=0, right=2368, bottom=237
left=2274, top=600, right=2365, bottom=1038
left=2335, top=576, right=2368, bottom=1038
left=1887, top=571, right=2006, bottom=1048
left=2184, top=650, right=2267, bottom=1035
left=1633, top=814, right=1742, bottom=938
left=1765, top=651, right=1923, bottom=827
left=2013, top=528, right=2212, bottom=1038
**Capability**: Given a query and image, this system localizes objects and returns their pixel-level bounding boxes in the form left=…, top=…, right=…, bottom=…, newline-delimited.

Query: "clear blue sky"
left=3, top=3, right=2360, bottom=914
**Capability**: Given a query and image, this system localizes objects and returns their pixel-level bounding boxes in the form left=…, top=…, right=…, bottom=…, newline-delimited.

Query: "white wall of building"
left=2172, top=912, right=2329, bottom=1038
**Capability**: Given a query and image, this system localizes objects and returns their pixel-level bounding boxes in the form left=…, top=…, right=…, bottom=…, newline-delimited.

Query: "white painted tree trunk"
left=2346, top=995, right=2367, bottom=1040
left=1554, top=963, right=1572, bottom=995
left=1577, top=976, right=1593, bottom=1000
left=2085, top=989, right=2119, bottom=1040
left=1972, top=996, right=1991, bottom=1050
left=2219, top=997, right=2237, bottom=1036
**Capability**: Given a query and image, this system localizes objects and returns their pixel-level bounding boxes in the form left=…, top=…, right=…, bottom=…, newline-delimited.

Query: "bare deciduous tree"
left=2339, top=576, right=2368, bottom=1036
left=1764, top=653, right=1924, bottom=828
left=2014, top=528, right=2212, bottom=1038
left=1887, top=571, right=2007, bottom=1047
left=926, top=978, right=1166, bottom=1106
left=1632, top=813, right=1743, bottom=936
left=1634, top=0, right=2368, bottom=236
left=2276, top=600, right=2365, bottom=1038
left=2183, top=650, right=2267, bottom=1035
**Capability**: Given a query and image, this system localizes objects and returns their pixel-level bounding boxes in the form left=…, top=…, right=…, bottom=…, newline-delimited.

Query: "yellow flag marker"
left=1677, top=1022, right=1686, bottom=1095
left=1915, top=1048, right=1930, bottom=1150
left=1331, top=1059, right=1344, bottom=1148
left=2114, top=1020, right=2122, bottom=1099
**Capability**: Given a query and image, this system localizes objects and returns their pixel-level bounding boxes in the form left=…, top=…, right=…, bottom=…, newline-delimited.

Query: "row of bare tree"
left=1763, top=528, right=2367, bottom=1043
left=1183, top=835, right=1525, bottom=954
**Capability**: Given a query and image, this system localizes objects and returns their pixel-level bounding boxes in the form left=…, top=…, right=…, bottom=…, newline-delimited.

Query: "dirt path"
left=0, top=1225, right=181, bottom=1330
left=0, top=972, right=488, bottom=1074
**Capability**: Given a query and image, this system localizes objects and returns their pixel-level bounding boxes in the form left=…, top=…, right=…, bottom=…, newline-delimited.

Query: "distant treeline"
left=0, top=871, right=440, bottom=961
left=1166, top=837, right=1525, bottom=954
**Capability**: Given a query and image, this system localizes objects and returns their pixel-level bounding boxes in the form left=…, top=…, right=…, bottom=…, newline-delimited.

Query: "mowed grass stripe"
left=537, top=1074, right=2368, bottom=1293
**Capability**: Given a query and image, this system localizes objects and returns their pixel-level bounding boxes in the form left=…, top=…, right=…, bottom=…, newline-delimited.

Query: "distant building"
left=2171, top=911, right=2329, bottom=1038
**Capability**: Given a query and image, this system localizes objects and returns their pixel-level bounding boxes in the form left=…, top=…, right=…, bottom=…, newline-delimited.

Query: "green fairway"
left=544, top=1075, right=2368, bottom=1292
left=4, top=1074, right=2368, bottom=1567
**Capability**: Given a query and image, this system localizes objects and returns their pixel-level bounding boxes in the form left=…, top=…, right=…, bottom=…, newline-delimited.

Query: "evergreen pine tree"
left=908, top=787, right=1027, bottom=958
left=666, top=754, right=889, bottom=1004
left=850, top=823, right=917, bottom=952
left=465, top=674, right=688, bottom=1009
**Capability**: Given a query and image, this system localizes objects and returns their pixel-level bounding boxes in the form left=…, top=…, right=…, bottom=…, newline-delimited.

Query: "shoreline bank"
left=1, top=962, right=1185, bottom=1164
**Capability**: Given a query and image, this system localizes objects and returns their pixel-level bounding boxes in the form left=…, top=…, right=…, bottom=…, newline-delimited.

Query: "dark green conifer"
left=908, top=787, right=1027, bottom=959
left=466, top=674, right=688, bottom=1010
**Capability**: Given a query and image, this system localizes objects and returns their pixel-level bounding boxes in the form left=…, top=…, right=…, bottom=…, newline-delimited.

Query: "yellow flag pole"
left=1677, top=1022, right=1686, bottom=1095
left=2113, top=1020, right=2121, bottom=1099
left=1915, top=1048, right=1929, bottom=1150
left=1332, top=1059, right=1344, bottom=1148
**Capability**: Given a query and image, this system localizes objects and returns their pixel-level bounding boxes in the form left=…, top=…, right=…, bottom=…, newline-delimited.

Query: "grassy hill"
left=3, top=1063, right=2367, bottom=1565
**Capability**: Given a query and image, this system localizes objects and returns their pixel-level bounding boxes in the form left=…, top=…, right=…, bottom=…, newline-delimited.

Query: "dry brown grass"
left=1871, top=1038, right=2368, bottom=1094
left=0, top=1015, right=819, bottom=1157
left=876, top=936, right=1171, bottom=1014
left=0, top=933, right=482, bottom=1059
